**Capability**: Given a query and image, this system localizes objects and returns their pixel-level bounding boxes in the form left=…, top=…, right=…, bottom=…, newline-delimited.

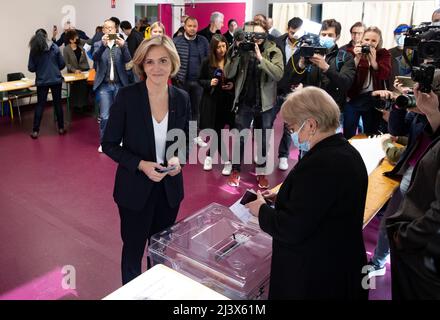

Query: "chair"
left=7, top=72, right=37, bottom=122
left=0, top=91, right=13, bottom=118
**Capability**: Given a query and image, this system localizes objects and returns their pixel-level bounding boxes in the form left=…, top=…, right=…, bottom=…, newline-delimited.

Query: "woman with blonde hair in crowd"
left=145, top=21, right=166, bottom=39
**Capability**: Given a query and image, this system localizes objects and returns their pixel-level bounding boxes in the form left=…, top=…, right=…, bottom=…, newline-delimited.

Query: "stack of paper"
left=103, top=264, right=229, bottom=300
left=350, top=136, right=386, bottom=175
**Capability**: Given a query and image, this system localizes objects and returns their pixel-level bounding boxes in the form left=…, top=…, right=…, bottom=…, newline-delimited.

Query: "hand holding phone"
left=240, top=190, right=273, bottom=206
left=395, top=76, right=415, bottom=89
left=155, top=165, right=176, bottom=174
left=108, top=34, right=117, bottom=41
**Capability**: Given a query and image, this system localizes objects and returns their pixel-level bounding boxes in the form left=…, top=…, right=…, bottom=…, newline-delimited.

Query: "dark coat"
left=28, top=42, right=66, bottom=86
left=126, top=29, right=144, bottom=58
left=274, top=33, right=306, bottom=96
left=63, top=45, right=90, bottom=72
left=258, top=134, right=369, bottom=300
left=198, top=58, right=234, bottom=130
left=93, top=41, right=132, bottom=90
left=102, top=82, right=191, bottom=211
left=197, top=25, right=221, bottom=43
left=173, top=35, right=209, bottom=83
left=303, top=45, right=356, bottom=111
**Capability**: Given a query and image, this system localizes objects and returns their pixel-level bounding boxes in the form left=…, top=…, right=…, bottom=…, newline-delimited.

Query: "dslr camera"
left=361, top=45, right=371, bottom=54
left=298, top=33, right=327, bottom=59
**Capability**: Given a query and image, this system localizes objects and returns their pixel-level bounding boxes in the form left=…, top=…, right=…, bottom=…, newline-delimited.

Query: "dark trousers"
left=232, top=105, right=273, bottom=172
left=33, top=84, right=64, bottom=132
left=117, top=182, right=179, bottom=285
left=343, top=93, right=382, bottom=139
left=179, top=80, right=203, bottom=124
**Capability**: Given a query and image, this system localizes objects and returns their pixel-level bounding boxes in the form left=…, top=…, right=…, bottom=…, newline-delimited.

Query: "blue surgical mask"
left=395, top=35, right=405, bottom=47
left=290, top=121, right=311, bottom=152
left=319, top=36, right=335, bottom=49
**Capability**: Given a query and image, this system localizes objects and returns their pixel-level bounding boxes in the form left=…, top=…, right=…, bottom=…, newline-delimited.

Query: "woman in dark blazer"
left=63, top=30, right=90, bottom=111
left=246, top=87, right=369, bottom=300
left=102, top=36, right=191, bottom=285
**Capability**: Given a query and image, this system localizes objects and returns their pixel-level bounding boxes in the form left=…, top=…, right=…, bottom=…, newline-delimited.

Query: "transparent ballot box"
left=148, top=203, right=272, bottom=300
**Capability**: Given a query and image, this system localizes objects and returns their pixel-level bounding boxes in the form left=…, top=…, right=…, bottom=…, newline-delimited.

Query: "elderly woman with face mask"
left=246, top=86, right=369, bottom=300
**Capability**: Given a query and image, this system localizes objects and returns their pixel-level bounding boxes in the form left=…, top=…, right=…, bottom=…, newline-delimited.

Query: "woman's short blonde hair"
left=281, top=86, right=340, bottom=132
left=132, top=35, right=180, bottom=80
left=150, top=21, right=166, bottom=34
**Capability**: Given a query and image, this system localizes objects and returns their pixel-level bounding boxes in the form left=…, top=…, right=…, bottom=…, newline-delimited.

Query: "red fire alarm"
left=111, top=0, right=116, bottom=8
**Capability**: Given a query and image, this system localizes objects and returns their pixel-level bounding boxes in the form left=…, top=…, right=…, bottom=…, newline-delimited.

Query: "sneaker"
left=203, top=156, right=213, bottom=171
left=98, top=145, right=103, bottom=153
left=257, top=175, right=269, bottom=189
left=30, top=131, right=39, bottom=139
left=227, top=170, right=240, bottom=187
left=194, top=136, right=208, bottom=148
left=222, top=161, right=232, bottom=176
left=278, top=157, right=289, bottom=171
left=366, top=261, right=386, bottom=277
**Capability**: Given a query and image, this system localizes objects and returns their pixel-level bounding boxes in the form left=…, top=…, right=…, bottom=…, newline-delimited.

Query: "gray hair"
left=210, top=12, right=224, bottom=24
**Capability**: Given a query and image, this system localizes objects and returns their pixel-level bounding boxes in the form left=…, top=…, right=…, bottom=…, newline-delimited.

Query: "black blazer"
left=102, top=82, right=191, bottom=211
left=258, top=134, right=369, bottom=300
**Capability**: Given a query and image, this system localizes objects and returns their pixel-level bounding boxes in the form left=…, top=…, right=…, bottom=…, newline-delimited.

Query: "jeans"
left=371, top=166, right=414, bottom=267
left=97, top=82, right=121, bottom=142
left=343, top=93, right=382, bottom=139
left=232, top=105, right=273, bottom=172
left=33, top=83, right=64, bottom=132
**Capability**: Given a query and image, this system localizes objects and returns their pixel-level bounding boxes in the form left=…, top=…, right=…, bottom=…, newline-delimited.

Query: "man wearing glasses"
left=340, top=21, right=366, bottom=56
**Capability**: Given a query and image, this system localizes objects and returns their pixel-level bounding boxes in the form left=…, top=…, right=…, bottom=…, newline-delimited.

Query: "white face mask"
left=395, top=35, right=405, bottom=47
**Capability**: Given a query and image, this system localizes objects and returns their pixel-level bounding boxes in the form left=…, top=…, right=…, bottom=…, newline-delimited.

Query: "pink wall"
left=185, top=2, right=246, bottom=34
left=158, top=4, right=173, bottom=37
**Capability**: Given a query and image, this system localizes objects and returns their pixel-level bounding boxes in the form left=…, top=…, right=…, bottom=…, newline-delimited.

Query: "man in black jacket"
left=197, top=11, right=224, bottom=43
left=302, top=19, right=356, bottom=111
left=120, top=21, right=144, bottom=58
left=273, top=17, right=305, bottom=171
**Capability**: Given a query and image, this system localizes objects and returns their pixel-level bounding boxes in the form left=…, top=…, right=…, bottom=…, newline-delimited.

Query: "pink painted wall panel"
left=185, top=2, right=246, bottom=34
left=158, top=4, right=173, bottom=37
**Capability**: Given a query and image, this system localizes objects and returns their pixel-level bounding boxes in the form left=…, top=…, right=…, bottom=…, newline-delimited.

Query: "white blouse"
left=152, top=112, right=169, bottom=165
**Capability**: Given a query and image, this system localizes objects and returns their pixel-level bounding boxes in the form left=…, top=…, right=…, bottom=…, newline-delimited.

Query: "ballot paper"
left=63, top=76, right=76, bottom=82
left=103, top=264, right=229, bottom=300
left=229, top=190, right=260, bottom=227
left=350, top=136, right=386, bottom=175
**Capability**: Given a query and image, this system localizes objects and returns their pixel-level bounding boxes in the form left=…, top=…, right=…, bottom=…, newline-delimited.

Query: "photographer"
left=344, top=26, right=391, bottom=139
left=224, top=20, right=284, bottom=188
left=300, top=19, right=356, bottom=116
left=385, top=83, right=440, bottom=299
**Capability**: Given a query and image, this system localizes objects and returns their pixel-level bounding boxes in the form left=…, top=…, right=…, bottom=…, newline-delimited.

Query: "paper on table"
left=350, top=136, right=386, bottom=175
left=14, top=81, right=27, bottom=86
left=229, top=190, right=260, bottom=227
left=103, top=264, right=229, bottom=300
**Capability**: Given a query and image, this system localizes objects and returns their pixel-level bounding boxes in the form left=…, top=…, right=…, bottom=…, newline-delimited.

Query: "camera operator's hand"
left=102, top=34, right=109, bottom=47
left=393, top=79, right=412, bottom=94
left=222, top=82, right=234, bottom=91
left=372, top=90, right=399, bottom=100
left=254, top=43, right=263, bottom=62
left=210, top=78, right=219, bottom=87
left=367, top=46, right=378, bottom=70
left=309, top=54, right=329, bottom=72
left=414, top=83, right=440, bottom=131
left=115, top=36, right=125, bottom=47
left=298, top=56, right=306, bottom=69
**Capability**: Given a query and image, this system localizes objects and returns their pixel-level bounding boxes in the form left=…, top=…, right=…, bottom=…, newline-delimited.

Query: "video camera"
left=402, top=22, right=440, bottom=93
left=234, top=26, right=267, bottom=52
left=298, top=33, right=327, bottom=59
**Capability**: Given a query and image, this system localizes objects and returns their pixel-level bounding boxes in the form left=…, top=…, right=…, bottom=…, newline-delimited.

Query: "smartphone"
left=240, top=190, right=258, bottom=205
left=108, top=34, right=117, bottom=40
left=155, top=165, right=176, bottom=174
left=395, top=76, right=415, bottom=88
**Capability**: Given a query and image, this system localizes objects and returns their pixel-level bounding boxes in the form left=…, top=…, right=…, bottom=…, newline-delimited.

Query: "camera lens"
left=361, top=45, right=370, bottom=54
left=395, top=94, right=417, bottom=109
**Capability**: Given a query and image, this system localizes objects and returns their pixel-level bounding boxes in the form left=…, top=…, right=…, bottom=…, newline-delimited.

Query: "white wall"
left=0, top=0, right=255, bottom=82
